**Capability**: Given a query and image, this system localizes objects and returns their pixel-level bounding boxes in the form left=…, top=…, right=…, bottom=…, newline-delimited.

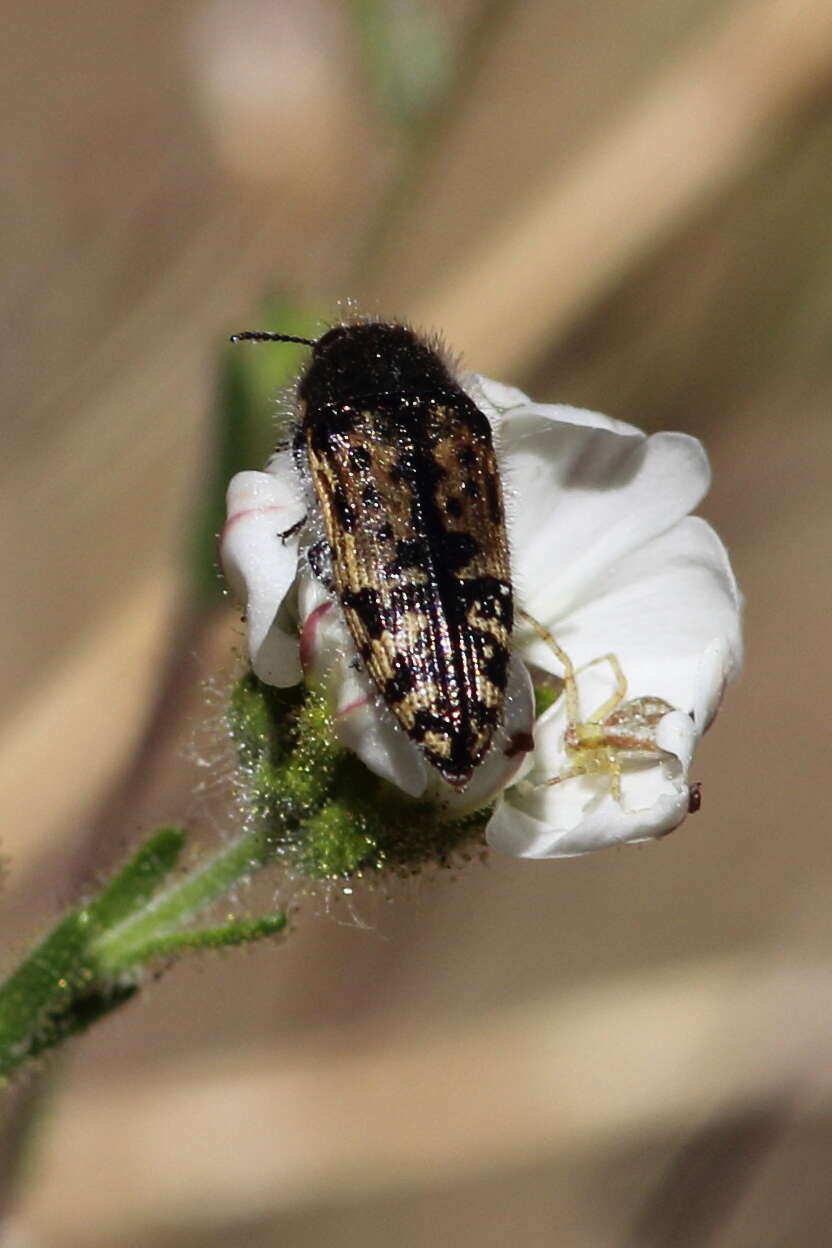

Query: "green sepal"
left=87, top=826, right=186, bottom=929
left=290, top=753, right=491, bottom=880
left=231, top=675, right=344, bottom=829
left=117, top=912, right=287, bottom=966
left=230, top=671, right=491, bottom=881
left=228, top=671, right=304, bottom=771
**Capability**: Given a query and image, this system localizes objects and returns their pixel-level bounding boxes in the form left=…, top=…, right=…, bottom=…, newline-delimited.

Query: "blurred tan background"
left=2, top=0, right=832, bottom=1244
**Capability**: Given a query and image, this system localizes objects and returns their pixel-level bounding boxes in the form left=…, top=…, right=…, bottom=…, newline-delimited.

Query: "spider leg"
left=605, top=748, right=623, bottom=801
left=575, top=653, right=628, bottom=723
left=517, top=609, right=580, bottom=729
left=518, top=611, right=627, bottom=804
left=541, top=761, right=590, bottom=788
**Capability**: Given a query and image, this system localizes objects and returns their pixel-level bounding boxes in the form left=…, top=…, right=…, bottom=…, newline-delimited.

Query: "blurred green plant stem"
left=0, top=823, right=287, bottom=1081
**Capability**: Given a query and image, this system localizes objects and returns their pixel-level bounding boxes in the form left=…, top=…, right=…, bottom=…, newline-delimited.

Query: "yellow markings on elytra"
left=464, top=595, right=510, bottom=652
left=518, top=610, right=674, bottom=802
left=422, top=729, right=452, bottom=759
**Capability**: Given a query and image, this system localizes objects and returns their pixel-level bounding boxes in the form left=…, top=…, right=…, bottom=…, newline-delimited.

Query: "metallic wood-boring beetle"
left=231, top=321, right=513, bottom=790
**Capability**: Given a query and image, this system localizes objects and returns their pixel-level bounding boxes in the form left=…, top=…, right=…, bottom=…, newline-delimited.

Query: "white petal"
left=499, top=413, right=710, bottom=624
left=487, top=782, right=689, bottom=858
left=220, top=470, right=306, bottom=686
left=473, top=374, right=642, bottom=438
left=517, top=516, right=742, bottom=718
left=464, top=375, right=531, bottom=422
left=692, top=636, right=735, bottom=732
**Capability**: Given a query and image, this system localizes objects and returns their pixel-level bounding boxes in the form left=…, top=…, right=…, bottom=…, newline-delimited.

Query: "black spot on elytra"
left=384, top=660, right=415, bottom=704
left=306, top=403, right=359, bottom=455
left=349, top=446, right=371, bottom=471
left=341, top=587, right=385, bottom=639
left=439, top=530, right=479, bottom=571
left=456, top=446, right=476, bottom=468
left=461, top=478, right=480, bottom=500
left=424, top=753, right=473, bottom=788
left=482, top=642, right=509, bottom=690
left=377, top=522, right=394, bottom=541
left=472, top=699, right=499, bottom=728
left=422, top=457, right=447, bottom=488
left=457, top=576, right=513, bottom=627
left=411, top=708, right=448, bottom=743
left=445, top=496, right=464, bottom=519
left=389, top=537, right=429, bottom=573
left=388, top=583, right=429, bottom=616
left=409, top=497, right=423, bottom=530
left=362, top=482, right=381, bottom=507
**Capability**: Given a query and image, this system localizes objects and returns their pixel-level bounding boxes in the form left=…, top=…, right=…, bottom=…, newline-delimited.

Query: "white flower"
left=220, top=375, right=742, bottom=859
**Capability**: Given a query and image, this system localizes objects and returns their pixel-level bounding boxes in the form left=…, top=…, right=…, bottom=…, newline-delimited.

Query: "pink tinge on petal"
left=299, top=600, right=335, bottom=673
left=338, top=692, right=372, bottom=719
left=220, top=470, right=305, bottom=598
left=334, top=676, right=429, bottom=797
left=221, top=470, right=306, bottom=686
left=223, top=468, right=305, bottom=532
left=222, top=501, right=288, bottom=540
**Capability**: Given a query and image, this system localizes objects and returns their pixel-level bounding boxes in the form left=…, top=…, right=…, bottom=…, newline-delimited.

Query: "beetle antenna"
left=230, top=331, right=316, bottom=346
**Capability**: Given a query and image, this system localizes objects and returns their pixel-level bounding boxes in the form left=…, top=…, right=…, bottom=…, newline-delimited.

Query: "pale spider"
left=518, top=611, right=676, bottom=802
